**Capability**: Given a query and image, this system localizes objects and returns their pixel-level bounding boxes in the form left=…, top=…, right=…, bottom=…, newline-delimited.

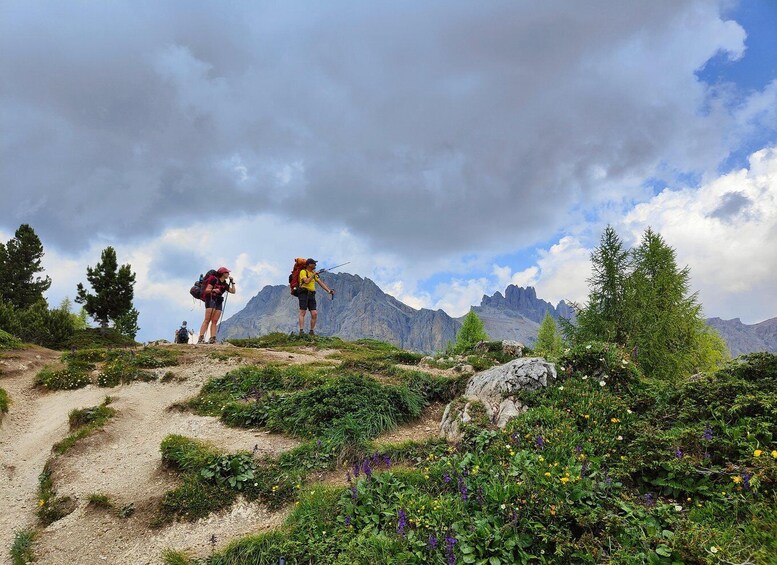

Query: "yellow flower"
left=583, top=414, right=590, bottom=419
left=544, top=472, right=551, bottom=477
left=38, top=499, right=45, bottom=507
left=732, top=476, right=742, bottom=484
left=754, top=449, right=762, bottom=457
left=610, top=418, right=620, bottom=423
left=560, top=477, right=570, bottom=484
left=771, top=450, right=777, bottom=458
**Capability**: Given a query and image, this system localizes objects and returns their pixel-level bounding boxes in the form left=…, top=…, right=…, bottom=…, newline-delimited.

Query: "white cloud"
left=621, top=147, right=777, bottom=323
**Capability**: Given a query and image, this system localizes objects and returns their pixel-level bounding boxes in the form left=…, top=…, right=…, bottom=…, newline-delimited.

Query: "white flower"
left=582, top=375, right=589, bottom=380
left=558, top=386, right=564, bottom=390
left=616, top=435, right=623, bottom=441
left=627, top=409, right=633, bottom=414
left=710, top=546, right=718, bottom=554
left=674, top=505, right=683, bottom=512
left=500, top=504, right=506, bottom=510
left=599, top=380, right=606, bottom=387
left=585, top=345, right=591, bottom=350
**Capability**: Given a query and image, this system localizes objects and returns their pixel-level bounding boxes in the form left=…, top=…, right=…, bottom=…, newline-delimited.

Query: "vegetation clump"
left=37, top=463, right=75, bottom=525
left=0, top=328, right=22, bottom=349
left=53, top=397, right=116, bottom=454
left=35, top=365, right=91, bottom=390
left=10, top=528, right=37, bottom=565
left=0, top=387, right=9, bottom=419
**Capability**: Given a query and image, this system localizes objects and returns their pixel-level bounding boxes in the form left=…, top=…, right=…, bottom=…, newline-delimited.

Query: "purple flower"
left=383, top=455, right=392, bottom=467
left=397, top=509, right=407, bottom=537
left=346, top=471, right=352, bottom=484
left=445, top=531, right=458, bottom=564
left=511, top=431, right=521, bottom=446
left=702, top=426, right=714, bottom=441
left=352, top=462, right=360, bottom=478
left=442, top=472, right=451, bottom=484
left=458, top=477, right=468, bottom=501
left=574, top=444, right=583, bottom=455
left=742, top=473, right=751, bottom=491
left=644, top=492, right=655, bottom=507
left=362, top=459, right=373, bottom=480
left=461, top=467, right=469, bottom=477
left=535, top=436, right=545, bottom=449
left=344, top=515, right=351, bottom=527
left=476, top=486, right=484, bottom=505
left=674, top=448, right=683, bottom=459
left=427, top=533, right=438, bottom=551
left=350, top=485, right=358, bottom=500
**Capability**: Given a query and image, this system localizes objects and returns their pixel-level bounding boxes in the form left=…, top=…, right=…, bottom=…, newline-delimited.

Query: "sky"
left=1, top=0, right=776, bottom=342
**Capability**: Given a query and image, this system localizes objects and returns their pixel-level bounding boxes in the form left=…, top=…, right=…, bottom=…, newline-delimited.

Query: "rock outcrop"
left=706, top=316, right=777, bottom=356
left=440, top=358, right=556, bottom=441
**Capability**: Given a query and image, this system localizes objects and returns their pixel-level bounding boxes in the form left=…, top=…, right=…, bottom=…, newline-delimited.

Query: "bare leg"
left=199, top=309, right=213, bottom=340
left=299, top=309, right=306, bottom=331
left=209, top=310, right=222, bottom=340
left=310, top=310, right=318, bottom=331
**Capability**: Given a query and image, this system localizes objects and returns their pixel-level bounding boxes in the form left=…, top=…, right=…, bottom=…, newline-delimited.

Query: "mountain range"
left=219, top=272, right=776, bottom=355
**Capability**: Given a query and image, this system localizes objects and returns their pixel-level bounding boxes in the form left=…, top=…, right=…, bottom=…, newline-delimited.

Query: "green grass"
left=161, top=549, right=194, bottom=565
left=0, top=328, right=22, bottom=350
left=34, top=365, right=91, bottom=390
left=36, top=462, right=75, bottom=525
left=63, top=328, right=137, bottom=349
left=53, top=398, right=116, bottom=455
left=0, top=387, right=9, bottom=418
left=202, top=348, right=777, bottom=565
left=10, top=528, right=37, bottom=565
left=86, top=493, right=112, bottom=509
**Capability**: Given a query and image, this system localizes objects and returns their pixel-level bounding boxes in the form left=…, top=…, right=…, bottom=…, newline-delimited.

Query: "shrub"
left=37, top=463, right=75, bottom=525
left=87, top=493, right=112, bottom=509
left=161, top=549, right=194, bottom=565
left=64, top=328, right=137, bottom=349
left=54, top=398, right=116, bottom=455
left=0, top=328, right=22, bottom=349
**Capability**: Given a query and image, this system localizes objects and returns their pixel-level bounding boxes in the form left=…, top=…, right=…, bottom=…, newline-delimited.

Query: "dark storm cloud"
left=149, top=246, right=208, bottom=280
left=1, top=0, right=745, bottom=256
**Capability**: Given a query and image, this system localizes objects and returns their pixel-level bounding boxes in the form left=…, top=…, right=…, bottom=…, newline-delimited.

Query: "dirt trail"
left=0, top=343, right=441, bottom=564
left=0, top=345, right=307, bottom=565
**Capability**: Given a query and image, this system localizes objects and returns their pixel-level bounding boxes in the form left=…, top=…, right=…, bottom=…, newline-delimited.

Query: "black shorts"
left=298, top=289, right=316, bottom=311
left=205, top=296, right=224, bottom=311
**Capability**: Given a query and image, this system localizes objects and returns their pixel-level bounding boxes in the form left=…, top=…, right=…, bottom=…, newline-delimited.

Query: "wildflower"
left=500, top=504, right=506, bottom=510
left=574, top=444, right=583, bottom=455
left=626, top=409, right=633, bottom=414
left=644, top=492, right=655, bottom=507
left=582, top=375, right=589, bottom=380
left=742, top=472, right=751, bottom=491
left=352, top=461, right=360, bottom=478
left=362, top=459, right=373, bottom=479
left=616, top=435, right=623, bottom=441
left=674, top=448, right=683, bottom=459
left=444, top=531, right=458, bottom=565
left=772, top=450, right=777, bottom=458
left=535, top=435, right=545, bottom=449
left=38, top=499, right=45, bottom=507
left=544, top=472, right=551, bottom=477
left=585, top=345, right=591, bottom=349
left=427, top=533, right=438, bottom=551
left=754, top=449, right=762, bottom=457
left=442, top=472, right=451, bottom=484
left=344, top=515, right=351, bottom=527
left=510, top=431, right=521, bottom=446
left=350, top=485, right=357, bottom=500
left=558, top=386, right=564, bottom=390
left=732, top=475, right=742, bottom=484
left=583, top=414, right=590, bottom=419
left=560, top=477, right=570, bottom=484
left=476, top=486, right=484, bottom=505
left=397, top=509, right=407, bottom=537
left=610, top=417, right=620, bottom=423
left=702, top=426, right=713, bottom=441
left=384, top=455, right=392, bottom=467
left=599, top=380, right=606, bottom=387
left=346, top=471, right=352, bottom=484
left=710, top=546, right=718, bottom=554
left=458, top=477, right=468, bottom=501
left=674, top=504, right=682, bottom=512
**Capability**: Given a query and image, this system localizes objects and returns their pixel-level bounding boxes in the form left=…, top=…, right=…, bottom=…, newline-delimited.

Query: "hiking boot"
left=197, top=335, right=205, bottom=344
left=309, top=329, right=315, bottom=336
left=299, top=329, right=305, bottom=336
left=208, top=336, right=217, bottom=344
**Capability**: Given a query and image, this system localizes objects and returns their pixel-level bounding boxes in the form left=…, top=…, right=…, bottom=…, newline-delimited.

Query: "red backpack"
left=288, top=258, right=307, bottom=296
left=190, top=269, right=218, bottom=301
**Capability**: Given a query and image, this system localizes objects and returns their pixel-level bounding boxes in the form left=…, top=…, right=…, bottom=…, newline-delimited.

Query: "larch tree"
left=1, top=224, right=52, bottom=309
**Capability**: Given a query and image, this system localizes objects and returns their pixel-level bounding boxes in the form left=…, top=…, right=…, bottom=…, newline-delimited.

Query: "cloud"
left=2, top=0, right=765, bottom=261
left=621, top=147, right=777, bottom=323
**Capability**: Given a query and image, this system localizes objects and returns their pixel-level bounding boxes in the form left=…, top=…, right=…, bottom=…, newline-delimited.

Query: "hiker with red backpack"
left=297, top=258, right=334, bottom=336
left=197, top=267, right=236, bottom=344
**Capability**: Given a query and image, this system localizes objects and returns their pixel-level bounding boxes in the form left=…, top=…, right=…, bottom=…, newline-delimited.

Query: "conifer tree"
left=535, top=312, right=563, bottom=356
left=454, top=310, right=489, bottom=353
left=1, top=224, right=52, bottom=309
left=76, top=247, right=136, bottom=330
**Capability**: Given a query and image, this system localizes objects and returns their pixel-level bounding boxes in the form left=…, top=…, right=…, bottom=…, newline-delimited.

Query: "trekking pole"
left=216, top=291, right=228, bottom=342
left=317, top=261, right=350, bottom=274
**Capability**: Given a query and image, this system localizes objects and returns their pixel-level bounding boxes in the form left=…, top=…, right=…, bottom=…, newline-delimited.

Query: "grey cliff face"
left=706, top=316, right=777, bottom=356
left=218, top=273, right=459, bottom=352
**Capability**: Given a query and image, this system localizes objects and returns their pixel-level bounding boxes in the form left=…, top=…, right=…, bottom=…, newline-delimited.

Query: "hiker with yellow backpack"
left=296, top=258, right=334, bottom=336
